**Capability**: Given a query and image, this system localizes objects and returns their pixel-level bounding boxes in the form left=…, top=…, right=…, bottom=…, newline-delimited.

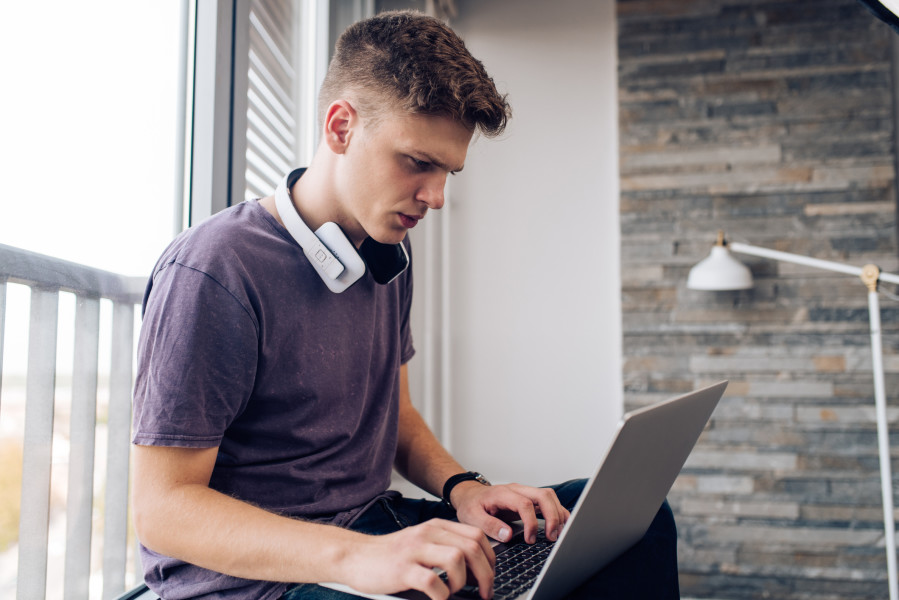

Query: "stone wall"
left=618, top=1, right=899, bottom=598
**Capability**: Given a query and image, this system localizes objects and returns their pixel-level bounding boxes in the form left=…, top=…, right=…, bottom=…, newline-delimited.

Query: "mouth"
left=399, top=213, right=423, bottom=229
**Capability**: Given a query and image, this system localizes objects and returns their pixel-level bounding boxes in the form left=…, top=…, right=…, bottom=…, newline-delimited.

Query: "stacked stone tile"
left=618, top=0, right=899, bottom=597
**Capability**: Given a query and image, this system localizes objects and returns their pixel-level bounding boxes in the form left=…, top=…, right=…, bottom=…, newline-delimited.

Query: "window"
left=0, top=1, right=182, bottom=277
left=0, top=2, right=184, bottom=597
left=0, top=2, right=371, bottom=596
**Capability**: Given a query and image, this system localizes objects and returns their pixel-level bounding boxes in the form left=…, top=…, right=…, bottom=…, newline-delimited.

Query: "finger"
left=422, top=521, right=495, bottom=593
left=497, top=485, right=563, bottom=543
left=490, top=488, right=541, bottom=543
left=454, top=493, right=514, bottom=544
left=447, top=531, right=494, bottom=594
left=516, top=487, right=569, bottom=542
left=459, top=486, right=539, bottom=543
left=430, top=519, right=496, bottom=568
left=439, top=547, right=471, bottom=596
left=406, top=565, right=451, bottom=600
left=542, top=507, right=569, bottom=542
left=464, top=550, right=495, bottom=600
left=516, top=500, right=541, bottom=544
left=476, top=513, right=517, bottom=544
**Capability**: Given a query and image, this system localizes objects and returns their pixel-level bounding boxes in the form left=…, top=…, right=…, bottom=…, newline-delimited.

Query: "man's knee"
left=549, top=480, right=677, bottom=550
left=647, top=499, right=678, bottom=546
left=547, top=478, right=588, bottom=511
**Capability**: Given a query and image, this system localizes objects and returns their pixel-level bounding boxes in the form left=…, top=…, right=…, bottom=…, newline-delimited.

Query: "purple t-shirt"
left=132, top=199, right=415, bottom=599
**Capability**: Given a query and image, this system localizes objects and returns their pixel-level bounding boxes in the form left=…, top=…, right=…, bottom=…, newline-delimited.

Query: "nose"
left=416, top=174, right=447, bottom=210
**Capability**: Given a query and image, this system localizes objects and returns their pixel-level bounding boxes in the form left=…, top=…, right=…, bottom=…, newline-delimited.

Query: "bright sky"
left=0, top=1, right=182, bottom=278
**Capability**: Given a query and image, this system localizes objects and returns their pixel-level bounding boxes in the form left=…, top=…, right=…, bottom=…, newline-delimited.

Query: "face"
left=333, top=108, right=473, bottom=246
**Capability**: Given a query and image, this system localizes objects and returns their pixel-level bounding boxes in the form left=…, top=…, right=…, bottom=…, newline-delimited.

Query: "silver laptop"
left=323, top=381, right=727, bottom=600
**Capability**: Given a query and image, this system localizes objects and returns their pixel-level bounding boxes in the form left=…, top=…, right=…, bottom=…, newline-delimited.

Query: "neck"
left=288, top=160, right=331, bottom=233
left=297, top=153, right=368, bottom=247
left=260, top=165, right=332, bottom=237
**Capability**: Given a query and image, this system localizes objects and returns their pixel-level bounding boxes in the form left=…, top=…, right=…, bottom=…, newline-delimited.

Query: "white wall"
left=408, top=0, right=623, bottom=487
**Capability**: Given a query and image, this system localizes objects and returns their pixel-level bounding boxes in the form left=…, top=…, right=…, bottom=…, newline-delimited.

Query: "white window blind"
left=245, top=0, right=300, bottom=201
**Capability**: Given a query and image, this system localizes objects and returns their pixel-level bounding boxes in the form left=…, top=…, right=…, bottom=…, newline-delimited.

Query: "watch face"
left=474, top=473, right=491, bottom=486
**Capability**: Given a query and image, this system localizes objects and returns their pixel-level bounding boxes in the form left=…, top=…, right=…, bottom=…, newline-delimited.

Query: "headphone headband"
left=275, top=170, right=346, bottom=281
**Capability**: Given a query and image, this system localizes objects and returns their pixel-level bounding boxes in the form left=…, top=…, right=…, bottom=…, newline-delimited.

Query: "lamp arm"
left=729, top=242, right=899, bottom=286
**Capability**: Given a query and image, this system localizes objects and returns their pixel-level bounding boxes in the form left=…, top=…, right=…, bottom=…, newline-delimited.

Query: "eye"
left=410, top=157, right=431, bottom=171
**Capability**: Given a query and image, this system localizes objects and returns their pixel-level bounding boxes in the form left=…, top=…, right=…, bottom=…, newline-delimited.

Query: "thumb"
left=471, top=513, right=514, bottom=543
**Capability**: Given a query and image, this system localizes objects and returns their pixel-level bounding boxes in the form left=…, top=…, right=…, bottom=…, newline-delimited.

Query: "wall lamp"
left=688, top=231, right=899, bottom=600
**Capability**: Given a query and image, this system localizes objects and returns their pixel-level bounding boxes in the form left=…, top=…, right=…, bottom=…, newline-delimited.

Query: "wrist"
left=442, top=471, right=490, bottom=508
left=323, top=526, right=373, bottom=584
left=449, top=480, right=486, bottom=510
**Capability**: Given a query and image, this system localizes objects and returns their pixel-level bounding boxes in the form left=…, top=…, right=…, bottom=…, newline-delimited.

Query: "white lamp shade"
left=687, top=245, right=754, bottom=290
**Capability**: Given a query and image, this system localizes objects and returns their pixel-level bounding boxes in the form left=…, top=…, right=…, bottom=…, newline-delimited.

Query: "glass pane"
left=0, top=0, right=182, bottom=278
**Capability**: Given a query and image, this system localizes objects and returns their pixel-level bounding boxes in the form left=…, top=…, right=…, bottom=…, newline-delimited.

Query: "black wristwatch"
left=442, top=471, right=491, bottom=507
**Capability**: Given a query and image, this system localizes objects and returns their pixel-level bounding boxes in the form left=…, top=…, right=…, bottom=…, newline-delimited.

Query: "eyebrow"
left=418, top=152, right=465, bottom=173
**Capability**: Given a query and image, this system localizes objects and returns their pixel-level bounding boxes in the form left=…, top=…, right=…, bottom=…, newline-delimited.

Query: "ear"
left=322, top=100, right=357, bottom=154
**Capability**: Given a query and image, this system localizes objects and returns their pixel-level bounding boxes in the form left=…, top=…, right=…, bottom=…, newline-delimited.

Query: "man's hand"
left=450, top=482, right=570, bottom=545
left=337, top=519, right=495, bottom=600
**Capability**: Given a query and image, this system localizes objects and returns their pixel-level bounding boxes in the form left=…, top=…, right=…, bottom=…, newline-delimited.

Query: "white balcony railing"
left=0, top=243, right=146, bottom=599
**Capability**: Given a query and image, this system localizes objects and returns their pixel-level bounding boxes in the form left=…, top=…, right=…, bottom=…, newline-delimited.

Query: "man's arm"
left=393, top=364, right=571, bottom=544
left=132, top=443, right=495, bottom=600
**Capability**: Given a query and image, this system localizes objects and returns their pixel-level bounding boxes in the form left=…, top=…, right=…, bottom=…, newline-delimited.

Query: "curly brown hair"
left=318, top=10, right=511, bottom=137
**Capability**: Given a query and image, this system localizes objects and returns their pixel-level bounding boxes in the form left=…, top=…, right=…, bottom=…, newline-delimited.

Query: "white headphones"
left=275, top=169, right=408, bottom=293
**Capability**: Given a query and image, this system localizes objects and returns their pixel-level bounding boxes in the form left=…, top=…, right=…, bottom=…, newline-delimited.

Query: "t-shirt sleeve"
left=132, top=262, right=259, bottom=448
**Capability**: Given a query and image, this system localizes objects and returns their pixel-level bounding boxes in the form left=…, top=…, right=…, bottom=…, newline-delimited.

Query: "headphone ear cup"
left=359, top=238, right=410, bottom=284
left=313, top=223, right=366, bottom=292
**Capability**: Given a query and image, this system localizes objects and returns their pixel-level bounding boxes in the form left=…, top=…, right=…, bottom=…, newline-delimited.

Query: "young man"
left=131, top=10, right=679, bottom=600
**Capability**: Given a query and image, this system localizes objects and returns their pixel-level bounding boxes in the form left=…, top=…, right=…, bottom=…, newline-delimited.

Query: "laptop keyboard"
left=456, top=532, right=555, bottom=600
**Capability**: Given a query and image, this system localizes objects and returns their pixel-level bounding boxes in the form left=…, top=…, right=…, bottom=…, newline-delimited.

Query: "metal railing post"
left=17, top=287, right=59, bottom=600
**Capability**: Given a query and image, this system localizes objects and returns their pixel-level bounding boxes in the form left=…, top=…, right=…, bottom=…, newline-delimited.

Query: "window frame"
left=187, top=0, right=362, bottom=227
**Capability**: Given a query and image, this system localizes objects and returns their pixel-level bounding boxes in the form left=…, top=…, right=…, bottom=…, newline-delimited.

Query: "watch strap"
left=442, top=471, right=490, bottom=507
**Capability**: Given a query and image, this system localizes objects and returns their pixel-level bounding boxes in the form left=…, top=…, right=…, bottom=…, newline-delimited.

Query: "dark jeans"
left=282, top=479, right=679, bottom=599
